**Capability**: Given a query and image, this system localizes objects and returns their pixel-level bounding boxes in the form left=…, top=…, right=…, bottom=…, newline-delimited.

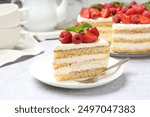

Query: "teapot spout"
left=57, top=0, right=68, bottom=23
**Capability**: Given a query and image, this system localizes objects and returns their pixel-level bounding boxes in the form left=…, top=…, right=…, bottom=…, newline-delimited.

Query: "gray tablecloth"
left=0, top=40, right=150, bottom=100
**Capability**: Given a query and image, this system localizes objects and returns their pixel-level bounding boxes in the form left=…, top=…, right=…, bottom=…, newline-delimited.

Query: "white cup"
left=0, top=26, right=27, bottom=49
left=0, top=4, right=28, bottom=28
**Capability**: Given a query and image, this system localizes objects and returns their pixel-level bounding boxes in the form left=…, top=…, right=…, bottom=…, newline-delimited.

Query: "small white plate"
left=29, top=57, right=124, bottom=89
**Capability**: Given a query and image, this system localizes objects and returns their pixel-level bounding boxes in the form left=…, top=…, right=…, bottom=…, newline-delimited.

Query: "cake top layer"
left=77, top=15, right=112, bottom=23
left=54, top=39, right=109, bottom=51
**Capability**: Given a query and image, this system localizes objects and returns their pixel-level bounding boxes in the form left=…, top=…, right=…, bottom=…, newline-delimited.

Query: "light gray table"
left=0, top=40, right=150, bottom=100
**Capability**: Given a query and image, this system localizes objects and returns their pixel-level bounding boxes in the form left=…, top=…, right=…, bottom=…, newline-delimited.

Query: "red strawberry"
left=75, top=22, right=79, bottom=27
left=139, top=15, right=150, bottom=24
left=100, top=8, right=111, bottom=18
left=87, top=27, right=99, bottom=37
left=72, top=33, right=83, bottom=44
left=112, top=15, right=121, bottom=23
left=119, top=13, right=131, bottom=24
left=89, top=8, right=100, bottom=19
left=59, top=31, right=72, bottom=44
left=83, top=32, right=98, bottom=43
left=130, top=15, right=140, bottom=24
left=140, top=4, right=146, bottom=10
left=80, top=8, right=90, bottom=18
left=121, top=6, right=129, bottom=13
left=126, top=8, right=136, bottom=15
left=116, top=6, right=121, bottom=12
left=130, top=1, right=137, bottom=6
left=109, top=8, right=117, bottom=14
left=143, top=11, right=150, bottom=18
left=132, top=5, right=144, bottom=14
left=104, top=3, right=114, bottom=9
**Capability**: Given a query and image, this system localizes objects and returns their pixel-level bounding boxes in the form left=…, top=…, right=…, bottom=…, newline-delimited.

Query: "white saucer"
left=29, top=57, right=124, bottom=89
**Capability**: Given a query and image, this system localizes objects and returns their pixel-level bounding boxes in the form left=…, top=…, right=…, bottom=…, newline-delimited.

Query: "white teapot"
left=11, top=0, right=68, bottom=32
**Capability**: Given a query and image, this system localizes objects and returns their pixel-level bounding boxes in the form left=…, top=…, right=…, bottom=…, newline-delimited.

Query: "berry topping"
left=126, top=8, right=136, bottom=15
left=80, top=8, right=90, bottom=18
left=60, top=22, right=99, bottom=44
left=75, top=22, right=79, bottom=27
left=130, top=15, right=140, bottom=24
left=131, top=1, right=137, bottom=6
left=132, top=5, right=145, bottom=14
left=113, top=15, right=121, bottom=23
left=83, top=32, right=98, bottom=43
left=121, top=6, right=128, bottom=13
left=140, top=4, right=146, bottom=10
left=109, top=7, right=117, bottom=14
left=87, top=27, right=99, bottom=37
left=59, top=31, right=72, bottom=44
left=104, top=3, right=114, bottom=9
left=72, top=33, right=83, bottom=44
left=139, top=15, right=150, bottom=24
left=143, top=10, right=150, bottom=18
left=89, top=8, right=100, bottom=19
left=119, top=13, right=131, bottom=24
left=100, top=8, right=111, bottom=18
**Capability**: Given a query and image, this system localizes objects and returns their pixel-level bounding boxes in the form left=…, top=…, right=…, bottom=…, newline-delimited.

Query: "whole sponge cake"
left=53, top=23, right=109, bottom=81
left=111, top=24, right=150, bottom=53
left=111, top=1, right=150, bottom=54
left=77, top=2, right=125, bottom=43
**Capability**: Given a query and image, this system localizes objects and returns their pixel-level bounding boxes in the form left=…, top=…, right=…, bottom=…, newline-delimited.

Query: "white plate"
left=29, top=57, right=124, bottom=89
left=110, top=52, right=150, bottom=58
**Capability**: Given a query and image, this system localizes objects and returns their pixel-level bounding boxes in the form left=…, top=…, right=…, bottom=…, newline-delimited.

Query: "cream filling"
left=54, top=54, right=109, bottom=64
left=112, top=42, right=150, bottom=50
left=77, top=15, right=112, bottom=23
left=54, top=39, right=109, bottom=51
left=112, top=33, right=150, bottom=40
left=113, top=24, right=150, bottom=30
left=55, top=60, right=108, bottom=75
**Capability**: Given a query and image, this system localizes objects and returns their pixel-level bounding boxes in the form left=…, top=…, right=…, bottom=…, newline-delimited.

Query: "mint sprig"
left=90, top=4, right=102, bottom=11
left=66, top=22, right=92, bottom=33
left=145, top=1, right=150, bottom=10
left=111, top=1, right=126, bottom=6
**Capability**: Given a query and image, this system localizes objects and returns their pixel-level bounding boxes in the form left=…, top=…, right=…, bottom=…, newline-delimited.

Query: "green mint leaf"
left=66, top=22, right=92, bottom=33
left=145, top=1, right=150, bottom=10
left=77, top=24, right=84, bottom=32
left=66, top=26, right=78, bottom=32
left=82, top=22, right=92, bottom=29
left=111, top=1, right=126, bottom=6
left=90, top=4, right=102, bottom=11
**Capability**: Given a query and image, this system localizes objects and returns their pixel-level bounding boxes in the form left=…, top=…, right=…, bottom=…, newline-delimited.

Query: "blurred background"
left=0, top=0, right=149, bottom=24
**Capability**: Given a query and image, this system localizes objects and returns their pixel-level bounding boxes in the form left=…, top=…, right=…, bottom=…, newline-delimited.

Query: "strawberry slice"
left=89, top=8, right=100, bottom=19
left=143, top=10, right=150, bottom=18
left=80, top=8, right=90, bottom=18
left=104, top=3, right=114, bottom=9
left=109, top=8, right=117, bottom=14
left=139, top=15, right=150, bottom=24
left=87, top=27, right=99, bottom=37
left=126, top=8, right=136, bottom=15
left=130, top=15, right=140, bottom=24
left=100, top=8, right=111, bottom=18
left=83, top=32, right=98, bottom=43
left=118, top=13, right=131, bottom=24
left=132, top=5, right=144, bottom=14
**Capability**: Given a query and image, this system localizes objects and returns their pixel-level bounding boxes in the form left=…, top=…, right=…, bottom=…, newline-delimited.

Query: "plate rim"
left=110, top=52, right=150, bottom=58
left=29, top=57, right=124, bottom=89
